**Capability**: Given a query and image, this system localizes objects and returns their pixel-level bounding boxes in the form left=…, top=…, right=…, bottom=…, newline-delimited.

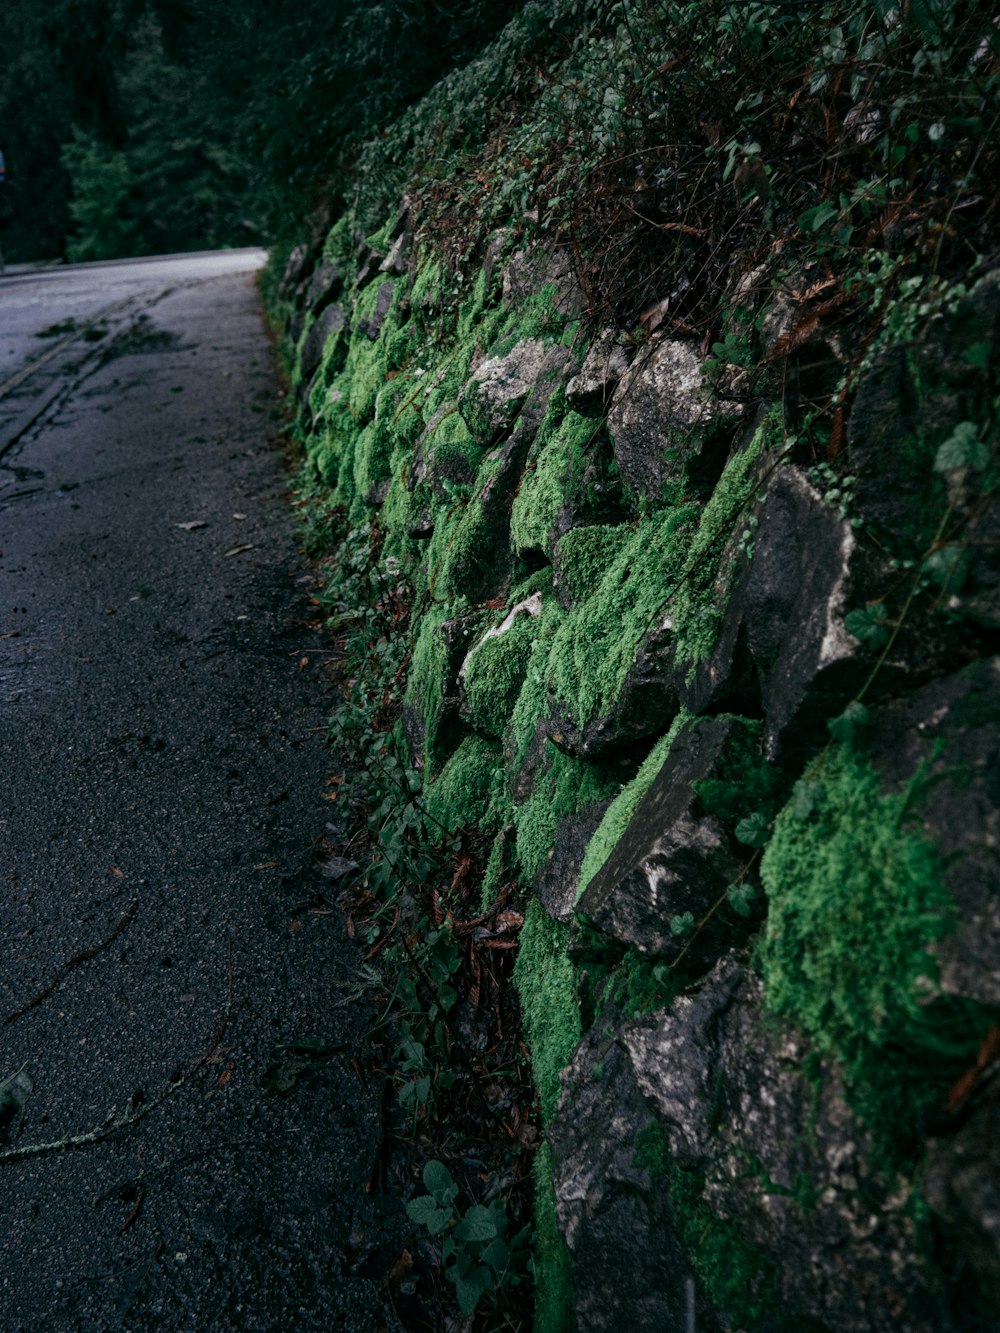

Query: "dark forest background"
left=0, top=0, right=520, bottom=262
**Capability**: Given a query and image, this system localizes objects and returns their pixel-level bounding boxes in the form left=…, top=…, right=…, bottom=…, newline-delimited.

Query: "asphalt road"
left=0, top=254, right=398, bottom=1330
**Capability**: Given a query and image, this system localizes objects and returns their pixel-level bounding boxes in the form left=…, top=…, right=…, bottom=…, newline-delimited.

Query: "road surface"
left=0, top=253, right=398, bottom=1330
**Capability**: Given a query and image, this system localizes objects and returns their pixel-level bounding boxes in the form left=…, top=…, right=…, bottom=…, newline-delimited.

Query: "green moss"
left=423, top=734, right=507, bottom=837
left=352, top=420, right=395, bottom=503
left=668, top=1155, right=809, bottom=1332
left=434, top=454, right=510, bottom=600
left=577, top=712, right=690, bottom=901
left=405, top=604, right=454, bottom=774
left=553, top=524, right=630, bottom=605
left=532, top=1141, right=576, bottom=1333
left=508, top=597, right=564, bottom=773
left=513, top=898, right=581, bottom=1127
left=671, top=412, right=772, bottom=677
left=691, top=715, right=784, bottom=827
left=760, top=743, right=993, bottom=1151
left=513, top=745, right=621, bottom=885
left=511, top=396, right=601, bottom=557
left=463, top=611, right=540, bottom=740
left=545, top=505, right=699, bottom=729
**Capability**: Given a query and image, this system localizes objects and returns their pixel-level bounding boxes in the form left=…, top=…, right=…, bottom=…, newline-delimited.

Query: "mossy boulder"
left=577, top=716, right=778, bottom=965
left=460, top=592, right=543, bottom=739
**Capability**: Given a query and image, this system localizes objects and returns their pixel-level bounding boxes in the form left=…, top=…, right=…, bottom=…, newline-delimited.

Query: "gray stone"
left=864, top=658, right=1000, bottom=1010
left=304, top=258, right=345, bottom=318
left=613, top=960, right=955, bottom=1332
left=534, top=803, right=610, bottom=923
left=356, top=280, right=395, bottom=341
left=549, top=1022, right=707, bottom=1332
left=547, top=616, right=678, bottom=758
left=924, top=1097, right=1000, bottom=1325
left=577, top=718, right=761, bottom=963
left=458, top=338, right=566, bottom=445
left=501, top=245, right=584, bottom=318
left=298, top=303, right=347, bottom=388
left=681, top=462, right=885, bottom=761
left=565, top=332, right=633, bottom=416
left=607, top=337, right=739, bottom=503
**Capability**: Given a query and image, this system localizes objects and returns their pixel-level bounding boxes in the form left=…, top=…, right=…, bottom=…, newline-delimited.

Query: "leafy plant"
left=406, top=1160, right=531, bottom=1316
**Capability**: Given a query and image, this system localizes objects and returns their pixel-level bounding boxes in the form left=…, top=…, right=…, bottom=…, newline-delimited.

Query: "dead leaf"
left=110, top=866, right=125, bottom=879
left=176, top=520, right=207, bottom=531
left=224, top=544, right=254, bottom=557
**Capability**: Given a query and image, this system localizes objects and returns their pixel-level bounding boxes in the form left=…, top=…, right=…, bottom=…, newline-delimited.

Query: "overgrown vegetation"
left=270, top=1, right=1000, bottom=1327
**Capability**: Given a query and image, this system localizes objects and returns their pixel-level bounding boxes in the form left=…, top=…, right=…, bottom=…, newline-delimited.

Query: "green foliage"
left=406, top=1159, right=532, bottom=1317
left=760, top=743, right=992, bottom=1153
left=513, top=900, right=581, bottom=1127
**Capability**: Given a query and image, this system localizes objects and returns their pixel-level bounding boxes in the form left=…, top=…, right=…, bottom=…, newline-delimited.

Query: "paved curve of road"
left=0, top=253, right=398, bottom=1330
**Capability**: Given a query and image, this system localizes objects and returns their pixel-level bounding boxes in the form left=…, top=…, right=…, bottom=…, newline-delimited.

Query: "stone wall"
left=277, top=207, right=1000, bottom=1331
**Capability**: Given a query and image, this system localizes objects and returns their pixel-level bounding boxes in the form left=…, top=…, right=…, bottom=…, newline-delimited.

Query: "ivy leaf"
left=455, top=1205, right=500, bottom=1244
left=726, top=882, right=757, bottom=917
left=669, top=911, right=695, bottom=937
left=792, top=780, right=825, bottom=821
left=423, top=1159, right=458, bottom=1205
left=963, top=341, right=991, bottom=373
left=450, top=1264, right=492, bottom=1316
left=921, top=544, right=967, bottom=586
left=406, top=1195, right=452, bottom=1235
left=934, top=422, right=990, bottom=473
left=734, top=812, right=770, bottom=847
left=844, top=604, right=889, bottom=647
left=827, top=700, right=870, bottom=742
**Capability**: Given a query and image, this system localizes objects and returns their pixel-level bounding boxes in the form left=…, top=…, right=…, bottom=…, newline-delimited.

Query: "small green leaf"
left=482, top=1236, right=510, bottom=1272
left=934, top=422, right=990, bottom=473
left=734, top=812, right=770, bottom=847
left=423, top=1159, right=458, bottom=1205
left=964, top=341, right=991, bottom=373
left=726, top=882, right=757, bottom=917
left=669, top=911, right=695, bottom=937
left=406, top=1195, right=452, bottom=1234
left=455, top=1204, right=499, bottom=1244
left=451, top=1264, right=492, bottom=1316
left=828, top=700, right=870, bottom=742
left=844, top=604, right=890, bottom=647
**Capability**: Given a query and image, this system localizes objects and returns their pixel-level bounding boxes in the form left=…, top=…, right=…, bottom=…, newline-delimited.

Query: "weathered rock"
left=443, top=349, right=575, bottom=603
left=565, top=332, right=633, bottom=416
left=278, top=243, right=310, bottom=302
left=848, top=270, right=1000, bottom=552
left=298, top=303, right=347, bottom=388
left=501, top=245, right=584, bottom=318
left=548, top=1021, right=708, bottom=1332
left=924, top=1098, right=1000, bottom=1326
left=577, top=717, right=762, bottom=963
left=459, top=339, right=572, bottom=445
left=547, top=616, right=678, bottom=758
left=607, top=337, right=740, bottom=504
left=534, top=803, right=610, bottom=923
left=355, top=242, right=386, bottom=288
left=863, top=658, right=1000, bottom=1010
left=613, top=959, right=955, bottom=1333
left=680, top=462, right=884, bottom=761
left=356, top=280, right=395, bottom=341
left=304, top=257, right=345, bottom=318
